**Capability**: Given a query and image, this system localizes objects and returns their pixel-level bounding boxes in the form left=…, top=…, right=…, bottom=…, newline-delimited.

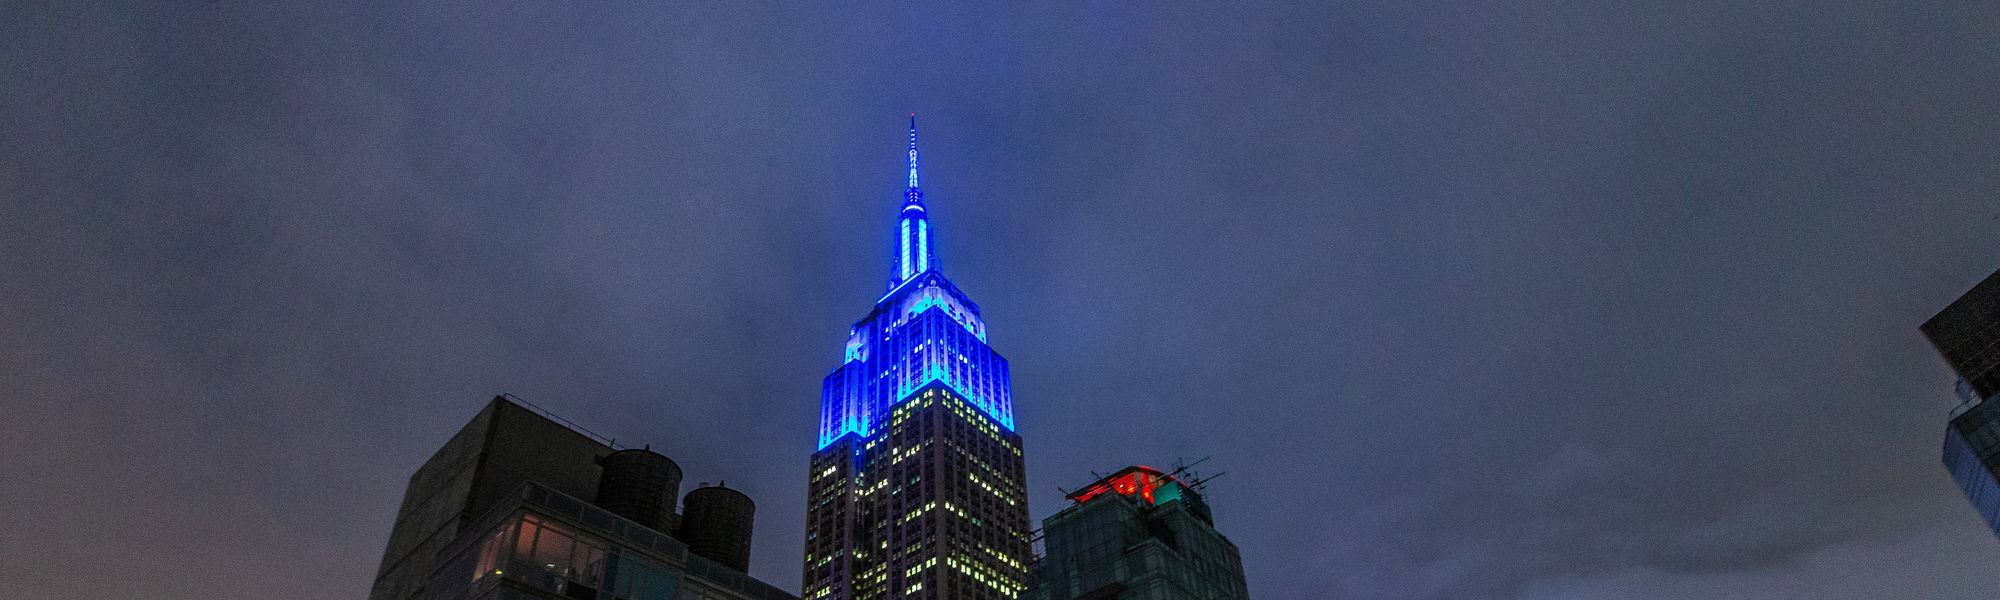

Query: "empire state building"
left=803, top=118, right=1031, bottom=600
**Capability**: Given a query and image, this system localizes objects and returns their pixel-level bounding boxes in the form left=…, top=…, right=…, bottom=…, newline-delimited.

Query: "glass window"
left=575, top=540, right=608, bottom=589
left=679, top=581, right=707, bottom=600
left=474, top=522, right=513, bottom=582
left=536, top=526, right=575, bottom=575
left=651, top=569, right=680, bottom=600
left=612, top=555, right=640, bottom=599
left=515, top=516, right=542, bottom=564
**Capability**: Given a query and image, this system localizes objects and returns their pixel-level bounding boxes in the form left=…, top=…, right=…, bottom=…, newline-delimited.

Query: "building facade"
left=1025, top=467, right=1248, bottom=600
left=1926, top=270, right=2000, bottom=539
left=803, top=119, right=1032, bottom=600
left=370, top=396, right=796, bottom=600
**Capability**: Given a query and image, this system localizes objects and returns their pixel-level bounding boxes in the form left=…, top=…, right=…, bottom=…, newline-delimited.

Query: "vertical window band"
left=917, top=220, right=929, bottom=273
left=899, top=219, right=913, bottom=281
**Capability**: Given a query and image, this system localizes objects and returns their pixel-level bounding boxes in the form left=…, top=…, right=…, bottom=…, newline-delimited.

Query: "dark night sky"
left=5, top=3, right=2000, bottom=599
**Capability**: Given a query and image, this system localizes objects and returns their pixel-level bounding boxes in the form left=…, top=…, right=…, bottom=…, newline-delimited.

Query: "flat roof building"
left=1924, top=270, right=2000, bottom=540
left=370, top=395, right=796, bottom=600
left=1026, top=466, right=1249, bottom=600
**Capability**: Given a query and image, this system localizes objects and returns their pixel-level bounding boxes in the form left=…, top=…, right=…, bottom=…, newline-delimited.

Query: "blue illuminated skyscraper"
left=802, top=118, right=1031, bottom=600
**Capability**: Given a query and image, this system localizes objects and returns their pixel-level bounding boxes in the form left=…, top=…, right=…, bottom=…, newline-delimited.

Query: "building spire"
left=907, top=113, right=920, bottom=191
left=890, top=114, right=936, bottom=290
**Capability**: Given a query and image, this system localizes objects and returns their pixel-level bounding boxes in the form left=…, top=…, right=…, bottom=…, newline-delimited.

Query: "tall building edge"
left=1924, top=269, right=2000, bottom=539
left=803, top=119, right=1033, bottom=600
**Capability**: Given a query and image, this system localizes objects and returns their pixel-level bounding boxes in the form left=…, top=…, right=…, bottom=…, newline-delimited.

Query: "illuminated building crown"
left=816, top=117, right=1016, bottom=449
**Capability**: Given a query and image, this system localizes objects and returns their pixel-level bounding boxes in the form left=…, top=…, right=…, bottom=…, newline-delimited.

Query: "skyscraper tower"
left=803, top=118, right=1032, bottom=600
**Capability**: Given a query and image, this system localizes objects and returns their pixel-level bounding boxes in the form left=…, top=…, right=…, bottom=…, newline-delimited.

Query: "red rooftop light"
left=1066, top=466, right=1188, bottom=506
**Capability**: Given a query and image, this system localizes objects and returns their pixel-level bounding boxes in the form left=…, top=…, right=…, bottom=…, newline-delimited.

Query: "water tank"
left=593, top=448, right=682, bottom=532
left=677, top=482, right=756, bottom=572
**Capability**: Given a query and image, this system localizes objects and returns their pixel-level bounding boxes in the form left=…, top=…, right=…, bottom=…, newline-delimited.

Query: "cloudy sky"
left=5, top=2, right=2000, bottom=599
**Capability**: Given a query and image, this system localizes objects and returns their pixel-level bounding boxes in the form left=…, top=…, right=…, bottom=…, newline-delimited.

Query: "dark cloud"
left=4, top=2, right=2000, bottom=599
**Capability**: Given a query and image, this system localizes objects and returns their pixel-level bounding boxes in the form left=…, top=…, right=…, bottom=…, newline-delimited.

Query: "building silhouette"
left=1927, top=270, right=2000, bottom=539
left=369, top=395, right=796, bottom=600
left=1025, top=466, right=1248, bottom=600
left=803, top=118, right=1032, bottom=600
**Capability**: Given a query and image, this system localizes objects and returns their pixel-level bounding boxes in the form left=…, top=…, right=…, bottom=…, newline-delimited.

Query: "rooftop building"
left=1924, top=270, right=2000, bottom=540
left=369, top=395, right=795, bottom=600
left=1025, top=466, right=1249, bottom=600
